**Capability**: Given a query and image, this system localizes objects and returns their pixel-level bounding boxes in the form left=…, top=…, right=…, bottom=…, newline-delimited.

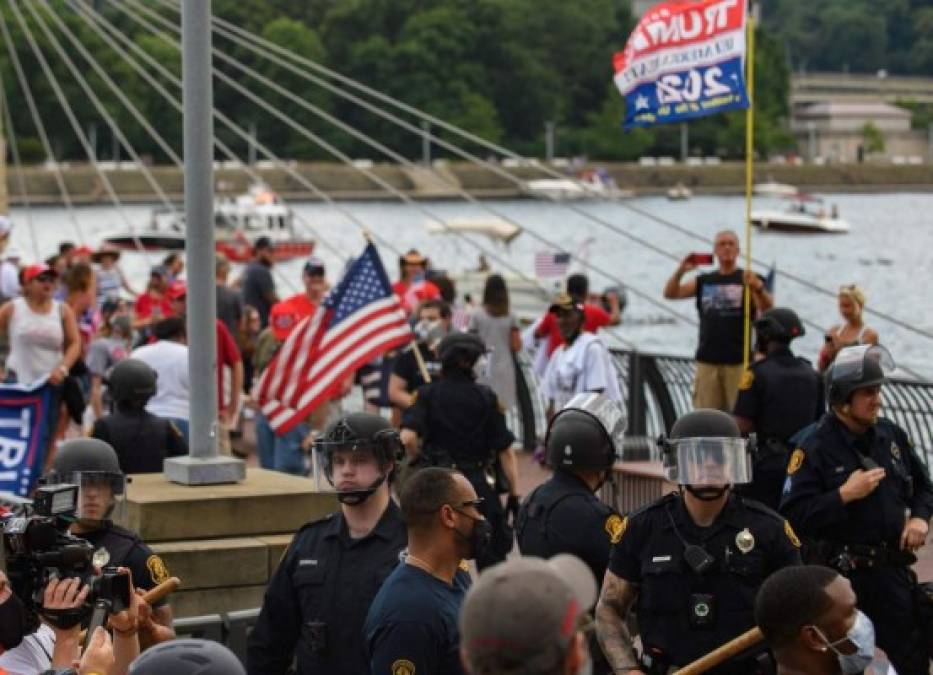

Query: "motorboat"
left=753, top=180, right=799, bottom=198
left=101, top=183, right=315, bottom=262
left=666, top=183, right=692, bottom=200
left=424, top=217, right=522, bottom=243
left=524, top=168, right=633, bottom=200
left=751, top=195, right=850, bottom=234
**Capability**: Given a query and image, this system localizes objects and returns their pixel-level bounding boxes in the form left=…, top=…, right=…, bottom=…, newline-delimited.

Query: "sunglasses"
left=453, top=498, right=485, bottom=509
left=35, top=274, right=55, bottom=283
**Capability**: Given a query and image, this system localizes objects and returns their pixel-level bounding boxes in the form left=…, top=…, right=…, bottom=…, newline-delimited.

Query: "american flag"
left=535, top=250, right=572, bottom=278
left=258, top=243, right=413, bottom=434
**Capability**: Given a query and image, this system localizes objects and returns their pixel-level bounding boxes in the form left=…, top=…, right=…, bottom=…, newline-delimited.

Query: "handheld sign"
left=613, top=0, right=750, bottom=129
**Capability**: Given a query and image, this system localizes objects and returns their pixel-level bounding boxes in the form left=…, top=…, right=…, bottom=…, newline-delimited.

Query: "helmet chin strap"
left=336, top=473, right=387, bottom=505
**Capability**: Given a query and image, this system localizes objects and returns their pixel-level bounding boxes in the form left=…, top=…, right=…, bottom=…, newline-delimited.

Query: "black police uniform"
left=91, top=409, right=187, bottom=474
left=733, top=346, right=823, bottom=509
left=517, top=470, right=620, bottom=675
left=364, top=561, right=471, bottom=675
left=401, top=371, right=515, bottom=568
left=780, top=414, right=933, bottom=674
left=79, top=522, right=171, bottom=608
left=609, top=492, right=802, bottom=674
left=247, top=500, right=407, bottom=675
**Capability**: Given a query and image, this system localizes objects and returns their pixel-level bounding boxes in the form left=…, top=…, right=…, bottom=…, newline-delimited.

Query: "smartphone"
left=688, top=252, right=714, bottom=266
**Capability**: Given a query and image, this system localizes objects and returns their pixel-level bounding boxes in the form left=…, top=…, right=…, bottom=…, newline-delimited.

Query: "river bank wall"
left=6, top=161, right=933, bottom=205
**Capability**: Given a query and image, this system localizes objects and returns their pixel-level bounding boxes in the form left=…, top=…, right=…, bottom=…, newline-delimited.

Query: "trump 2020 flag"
left=0, top=381, right=55, bottom=496
left=613, top=0, right=749, bottom=129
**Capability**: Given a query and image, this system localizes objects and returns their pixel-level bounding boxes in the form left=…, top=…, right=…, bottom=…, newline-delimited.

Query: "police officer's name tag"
left=651, top=555, right=672, bottom=563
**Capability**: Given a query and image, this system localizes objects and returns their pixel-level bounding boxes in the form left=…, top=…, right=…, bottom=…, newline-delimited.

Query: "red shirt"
left=536, top=303, right=611, bottom=355
left=283, top=293, right=318, bottom=321
left=216, top=319, right=241, bottom=410
left=135, top=292, right=173, bottom=322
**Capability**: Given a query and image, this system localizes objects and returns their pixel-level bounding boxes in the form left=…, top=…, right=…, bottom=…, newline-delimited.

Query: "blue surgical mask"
left=812, top=610, right=876, bottom=674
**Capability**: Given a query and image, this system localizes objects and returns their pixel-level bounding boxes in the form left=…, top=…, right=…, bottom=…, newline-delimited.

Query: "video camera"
left=1, top=484, right=130, bottom=641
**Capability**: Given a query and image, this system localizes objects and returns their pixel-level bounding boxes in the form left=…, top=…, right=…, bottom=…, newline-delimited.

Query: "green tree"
left=861, top=122, right=886, bottom=154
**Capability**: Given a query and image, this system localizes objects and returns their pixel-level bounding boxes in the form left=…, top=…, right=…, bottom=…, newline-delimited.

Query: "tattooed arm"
left=595, top=570, right=644, bottom=675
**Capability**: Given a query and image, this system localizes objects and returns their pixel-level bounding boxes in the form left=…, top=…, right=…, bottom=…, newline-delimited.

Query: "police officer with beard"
left=517, top=393, right=625, bottom=675
left=400, top=332, right=519, bottom=569
left=733, top=308, right=822, bottom=509
left=248, top=413, right=407, bottom=675
left=595, top=410, right=801, bottom=675
left=780, top=345, right=933, bottom=674
left=91, top=358, right=188, bottom=474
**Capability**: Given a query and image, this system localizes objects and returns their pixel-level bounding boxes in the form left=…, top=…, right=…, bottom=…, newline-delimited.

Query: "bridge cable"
left=0, top=70, right=39, bottom=260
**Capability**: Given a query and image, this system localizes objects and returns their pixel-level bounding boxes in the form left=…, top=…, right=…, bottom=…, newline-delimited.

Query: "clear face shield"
left=831, top=344, right=895, bottom=386
left=661, top=438, right=752, bottom=486
left=561, top=392, right=627, bottom=455
left=67, top=471, right=127, bottom=524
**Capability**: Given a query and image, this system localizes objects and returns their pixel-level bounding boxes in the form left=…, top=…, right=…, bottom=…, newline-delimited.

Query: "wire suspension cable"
left=196, top=6, right=933, bottom=345
left=0, top=71, right=38, bottom=259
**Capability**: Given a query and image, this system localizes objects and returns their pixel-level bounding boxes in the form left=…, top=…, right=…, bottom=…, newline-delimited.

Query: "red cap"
left=270, top=301, right=298, bottom=341
left=72, top=245, right=94, bottom=257
left=166, top=280, right=187, bottom=301
left=23, top=264, right=57, bottom=283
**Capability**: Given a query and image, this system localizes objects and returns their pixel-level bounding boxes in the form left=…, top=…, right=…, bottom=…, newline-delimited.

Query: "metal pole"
left=928, top=123, right=932, bottom=165
left=545, top=121, right=555, bottom=162
left=680, top=123, right=688, bottom=162
left=88, top=123, right=97, bottom=162
left=421, top=120, right=431, bottom=166
left=248, top=120, right=257, bottom=166
left=165, top=0, right=244, bottom=484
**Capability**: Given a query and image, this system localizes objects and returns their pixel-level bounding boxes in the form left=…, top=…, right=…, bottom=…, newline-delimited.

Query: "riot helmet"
left=314, top=413, right=400, bottom=505
left=545, top=393, right=626, bottom=474
left=128, top=638, right=245, bottom=675
left=438, top=332, right=486, bottom=375
left=826, top=344, right=894, bottom=407
left=106, top=358, right=157, bottom=407
left=660, top=409, right=751, bottom=501
left=754, top=307, right=805, bottom=345
left=46, top=438, right=127, bottom=524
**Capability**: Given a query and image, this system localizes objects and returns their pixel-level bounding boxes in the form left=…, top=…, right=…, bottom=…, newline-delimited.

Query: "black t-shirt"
left=695, top=269, right=759, bottom=365
left=392, top=343, right=441, bottom=393
left=215, top=283, right=243, bottom=338
left=242, top=261, right=276, bottom=327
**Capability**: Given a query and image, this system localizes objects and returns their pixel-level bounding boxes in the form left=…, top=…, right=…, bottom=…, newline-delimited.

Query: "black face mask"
left=454, top=512, right=492, bottom=561
left=685, top=485, right=729, bottom=501
left=336, top=473, right=387, bottom=505
left=0, top=592, right=31, bottom=650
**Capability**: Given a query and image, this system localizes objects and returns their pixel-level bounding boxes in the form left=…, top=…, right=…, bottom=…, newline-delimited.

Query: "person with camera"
left=45, top=439, right=175, bottom=647
left=399, top=332, right=520, bottom=570
left=780, top=344, right=933, bottom=674
left=595, top=409, right=801, bottom=675
left=247, top=412, right=407, bottom=675
left=89, top=359, right=187, bottom=474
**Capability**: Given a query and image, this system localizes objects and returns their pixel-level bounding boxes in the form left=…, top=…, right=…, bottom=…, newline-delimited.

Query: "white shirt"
left=0, top=261, right=20, bottom=299
left=131, top=339, right=190, bottom=420
left=0, top=624, right=54, bottom=674
left=542, top=332, right=622, bottom=410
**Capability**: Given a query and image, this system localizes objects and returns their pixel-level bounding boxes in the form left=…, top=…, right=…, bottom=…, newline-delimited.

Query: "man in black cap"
left=780, top=344, right=933, bottom=674
left=733, top=307, right=823, bottom=509
left=460, top=554, right=597, bottom=675
left=400, top=332, right=519, bottom=569
left=595, top=409, right=801, bottom=675
left=517, top=393, right=625, bottom=674
left=242, top=236, right=279, bottom=328
left=248, top=413, right=407, bottom=675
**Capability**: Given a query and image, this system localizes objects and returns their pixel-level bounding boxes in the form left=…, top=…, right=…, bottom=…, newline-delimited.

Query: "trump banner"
left=613, top=0, right=749, bottom=129
left=0, top=381, right=55, bottom=497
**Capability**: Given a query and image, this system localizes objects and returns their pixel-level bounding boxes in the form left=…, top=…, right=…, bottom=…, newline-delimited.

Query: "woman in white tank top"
left=818, top=283, right=879, bottom=372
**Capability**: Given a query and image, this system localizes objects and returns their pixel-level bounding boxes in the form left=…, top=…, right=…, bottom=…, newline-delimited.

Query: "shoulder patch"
left=784, top=520, right=802, bottom=548
left=738, top=370, right=754, bottom=391
left=392, top=659, right=416, bottom=675
left=787, top=448, right=805, bottom=475
left=496, top=396, right=506, bottom=414
left=605, top=514, right=627, bottom=544
left=458, top=559, right=470, bottom=573
left=146, top=555, right=170, bottom=585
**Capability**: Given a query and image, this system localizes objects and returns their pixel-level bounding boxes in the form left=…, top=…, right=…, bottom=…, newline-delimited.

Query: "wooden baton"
left=675, top=626, right=764, bottom=675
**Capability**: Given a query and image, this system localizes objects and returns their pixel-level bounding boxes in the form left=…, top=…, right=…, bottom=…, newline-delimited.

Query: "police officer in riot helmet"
left=130, top=638, right=245, bottom=675
left=517, top=393, right=626, bottom=675
left=780, top=345, right=933, bottom=674
left=248, top=412, right=407, bottom=675
left=733, top=307, right=822, bottom=509
left=400, top=332, right=520, bottom=570
left=595, top=409, right=802, bottom=675
left=45, top=438, right=175, bottom=644
left=90, top=358, right=187, bottom=474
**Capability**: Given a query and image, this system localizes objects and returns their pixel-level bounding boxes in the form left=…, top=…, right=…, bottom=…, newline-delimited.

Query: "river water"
left=10, top=191, right=933, bottom=379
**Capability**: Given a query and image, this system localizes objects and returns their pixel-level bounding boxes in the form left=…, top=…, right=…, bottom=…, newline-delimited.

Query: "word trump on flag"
left=613, top=0, right=749, bottom=129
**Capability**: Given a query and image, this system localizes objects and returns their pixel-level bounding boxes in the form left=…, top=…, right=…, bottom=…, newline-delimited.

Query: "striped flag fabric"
left=258, top=242, right=413, bottom=434
left=534, top=250, right=571, bottom=278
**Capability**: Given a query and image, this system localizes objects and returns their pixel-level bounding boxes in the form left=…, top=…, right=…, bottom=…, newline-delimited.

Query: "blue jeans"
left=273, top=422, right=309, bottom=476
left=254, top=412, right=276, bottom=470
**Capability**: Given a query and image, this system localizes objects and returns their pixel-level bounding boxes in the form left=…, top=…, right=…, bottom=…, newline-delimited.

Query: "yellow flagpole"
left=742, top=5, right=756, bottom=371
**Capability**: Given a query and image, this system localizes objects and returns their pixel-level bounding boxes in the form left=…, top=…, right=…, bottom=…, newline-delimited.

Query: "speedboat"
left=666, top=183, right=692, bottom=200
left=424, top=217, right=522, bottom=243
left=101, top=183, right=315, bottom=261
left=753, top=180, right=799, bottom=198
left=524, top=169, right=633, bottom=201
left=751, top=195, right=850, bottom=234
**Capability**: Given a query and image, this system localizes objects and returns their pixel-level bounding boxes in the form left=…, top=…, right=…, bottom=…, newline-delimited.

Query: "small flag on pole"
left=613, top=0, right=750, bottom=129
left=258, top=242, right=413, bottom=434
left=535, top=251, right=572, bottom=278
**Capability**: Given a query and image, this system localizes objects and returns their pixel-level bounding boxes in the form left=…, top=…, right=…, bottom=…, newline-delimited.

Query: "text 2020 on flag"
left=613, top=0, right=749, bottom=129
left=258, top=243, right=413, bottom=434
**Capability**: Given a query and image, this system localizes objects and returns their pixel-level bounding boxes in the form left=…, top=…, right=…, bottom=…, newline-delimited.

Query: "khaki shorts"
left=692, top=362, right=744, bottom=412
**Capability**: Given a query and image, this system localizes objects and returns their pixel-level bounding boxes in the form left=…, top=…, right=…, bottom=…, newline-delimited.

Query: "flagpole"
left=742, top=3, right=756, bottom=371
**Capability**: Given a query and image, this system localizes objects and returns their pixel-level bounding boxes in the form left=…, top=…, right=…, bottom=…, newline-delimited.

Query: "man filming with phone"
left=663, top=230, right=772, bottom=412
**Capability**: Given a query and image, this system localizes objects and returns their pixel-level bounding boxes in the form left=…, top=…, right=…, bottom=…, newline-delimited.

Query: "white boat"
left=753, top=180, right=799, bottom=198
left=524, top=169, right=633, bottom=200
left=751, top=199, right=850, bottom=234
left=666, top=183, right=692, bottom=200
left=424, top=217, right=522, bottom=243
